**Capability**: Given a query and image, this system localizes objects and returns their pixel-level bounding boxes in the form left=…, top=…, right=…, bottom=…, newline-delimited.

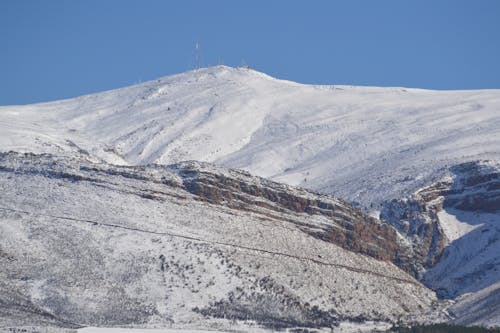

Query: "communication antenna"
left=194, top=40, right=200, bottom=70
left=240, top=58, right=249, bottom=69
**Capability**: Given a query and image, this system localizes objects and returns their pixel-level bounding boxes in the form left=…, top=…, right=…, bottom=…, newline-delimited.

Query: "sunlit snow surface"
left=1, top=65, right=499, bottom=207
left=437, top=209, right=482, bottom=243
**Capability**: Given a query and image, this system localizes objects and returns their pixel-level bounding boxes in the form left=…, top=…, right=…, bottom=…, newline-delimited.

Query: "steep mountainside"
left=381, top=161, right=500, bottom=327
left=1, top=65, right=500, bottom=207
left=0, top=152, right=439, bottom=329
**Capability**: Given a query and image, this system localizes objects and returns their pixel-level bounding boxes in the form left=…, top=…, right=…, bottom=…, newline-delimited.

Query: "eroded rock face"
left=380, top=181, right=451, bottom=276
left=381, top=161, right=500, bottom=276
left=445, top=162, right=500, bottom=214
left=380, top=160, right=500, bottom=323
left=171, top=161, right=411, bottom=267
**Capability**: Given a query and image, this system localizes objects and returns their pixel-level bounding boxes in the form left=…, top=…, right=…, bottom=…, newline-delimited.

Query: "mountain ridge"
left=2, top=65, right=500, bottom=208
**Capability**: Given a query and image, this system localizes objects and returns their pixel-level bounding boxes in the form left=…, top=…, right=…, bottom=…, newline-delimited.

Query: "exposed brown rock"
left=381, top=160, right=500, bottom=277
left=172, top=162, right=410, bottom=268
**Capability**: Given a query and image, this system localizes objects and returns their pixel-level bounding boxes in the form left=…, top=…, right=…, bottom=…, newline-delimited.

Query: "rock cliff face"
left=380, top=161, right=500, bottom=326
left=381, top=161, right=500, bottom=273
left=0, top=152, right=438, bottom=329
left=380, top=180, right=451, bottom=276
left=444, top=162, right=500, bottom=214
left=172, top=161, right=410, bottom=266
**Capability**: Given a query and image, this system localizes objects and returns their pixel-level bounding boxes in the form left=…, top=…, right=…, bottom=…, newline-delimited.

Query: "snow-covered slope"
left=0, top=152, right=439, bottom=329
left=1, top=66, right=499, bottom=328
left=1, top=65, right=500, bottom=207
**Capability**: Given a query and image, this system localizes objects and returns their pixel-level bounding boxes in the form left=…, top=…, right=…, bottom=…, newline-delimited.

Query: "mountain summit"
left=2, top=65, right=500, bottom=207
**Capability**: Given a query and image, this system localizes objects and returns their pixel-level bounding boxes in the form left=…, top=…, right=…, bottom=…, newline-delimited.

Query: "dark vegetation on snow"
left=389, top=323, right=500, bottom=333
left=193, top=276, right=340, bottom=329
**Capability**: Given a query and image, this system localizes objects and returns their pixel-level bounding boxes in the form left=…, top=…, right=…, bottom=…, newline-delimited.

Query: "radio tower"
left=194, top=40, right=199, bottom=70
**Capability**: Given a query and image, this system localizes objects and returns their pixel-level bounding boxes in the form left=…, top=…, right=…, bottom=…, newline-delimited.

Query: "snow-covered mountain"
left=1, top=65, right=499, bottom=207
left=1, top=65, right=499, bottom=329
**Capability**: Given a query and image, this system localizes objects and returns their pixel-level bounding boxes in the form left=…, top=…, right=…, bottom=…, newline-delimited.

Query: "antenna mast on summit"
left=194, top=40, right=199, bottom=70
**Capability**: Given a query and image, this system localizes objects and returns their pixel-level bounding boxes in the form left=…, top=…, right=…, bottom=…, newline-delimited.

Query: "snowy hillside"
left=0, top=152, right=439, bottom=329
left=1, top=65, right=500, bottom=207
left=1, top=65, right=499, bottom=329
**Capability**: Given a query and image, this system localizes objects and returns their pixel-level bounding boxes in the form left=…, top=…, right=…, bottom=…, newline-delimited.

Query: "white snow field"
left=1, top=65, right=499, bottom=207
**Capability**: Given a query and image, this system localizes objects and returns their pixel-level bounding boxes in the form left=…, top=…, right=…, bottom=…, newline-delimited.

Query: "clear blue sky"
left=1, top=0, right=500, bottom=105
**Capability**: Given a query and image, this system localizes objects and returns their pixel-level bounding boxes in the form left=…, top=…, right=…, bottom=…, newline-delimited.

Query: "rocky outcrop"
left=381, top=160, right=500, bottom=277
left=444, top=162, right=500, bottom=214
left=380, top=160, right=500, bottom=327
left=170, top=161, right=411, bottom=268
left=380, top=181, right=451, bottom=276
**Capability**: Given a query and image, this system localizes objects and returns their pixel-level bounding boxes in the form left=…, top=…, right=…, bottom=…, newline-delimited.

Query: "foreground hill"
left=0, top=152, right=439, bottom=329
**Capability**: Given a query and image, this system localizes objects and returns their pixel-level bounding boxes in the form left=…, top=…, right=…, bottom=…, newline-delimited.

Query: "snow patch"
left=437, top=209, right=481, bottom=243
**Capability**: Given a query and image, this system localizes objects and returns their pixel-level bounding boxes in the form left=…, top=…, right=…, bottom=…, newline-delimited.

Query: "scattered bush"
left=389, top=323, right=500, bottom=333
